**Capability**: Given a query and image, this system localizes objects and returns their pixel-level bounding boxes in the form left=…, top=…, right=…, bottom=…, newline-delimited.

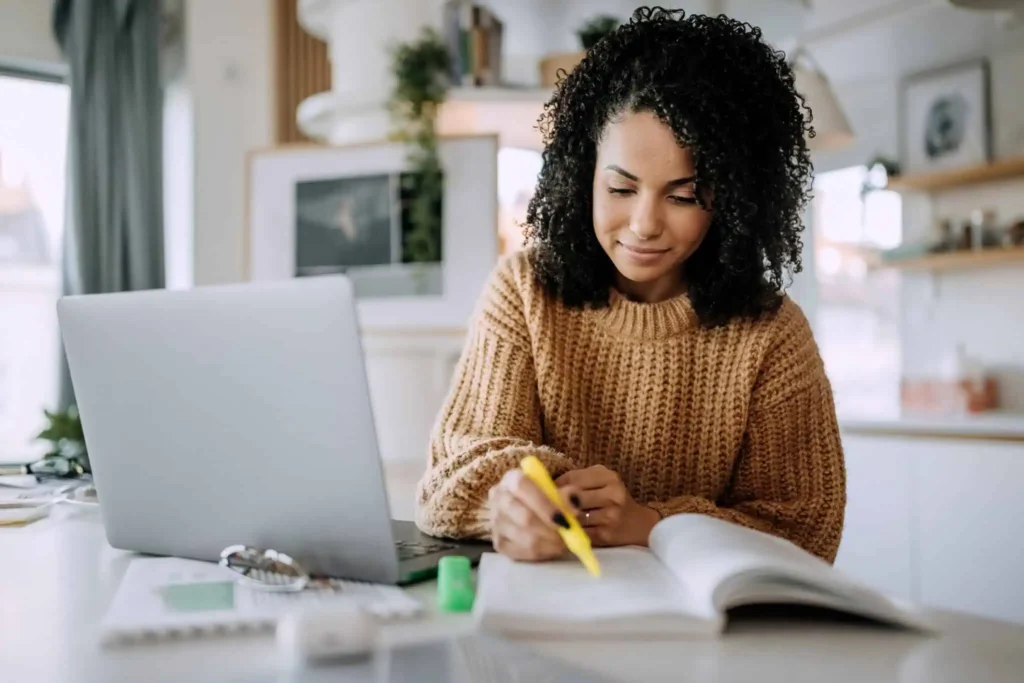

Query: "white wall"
left=801, top=4, right=1024, bottom=411
left=901, top=173, right=1024, bottom=412
left=815, top=42, right=1024, bottom=175
left=545, top=1, right=755, bottom=53
left=477, top=0, right=557, bottom=85
left=186, top=0, right=276, bottom=285
left=476, top=0, right=803, bottom=86
left=895, top=44, right=1024, bottom=409
left=0, top=0, right=63, bottom=69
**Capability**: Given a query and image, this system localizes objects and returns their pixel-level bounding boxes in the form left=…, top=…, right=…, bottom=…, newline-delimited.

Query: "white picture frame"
left=246, top=135, right=499, bottom=330
left=901, top=60, right=991, bottom=175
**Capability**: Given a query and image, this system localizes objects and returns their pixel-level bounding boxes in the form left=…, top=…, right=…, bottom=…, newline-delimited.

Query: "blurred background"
left=1, top=0, right=1022, bottom=624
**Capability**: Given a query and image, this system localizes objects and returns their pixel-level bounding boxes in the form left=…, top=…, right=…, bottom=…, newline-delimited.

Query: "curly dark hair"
left=524, top=7, right=814, bottom=326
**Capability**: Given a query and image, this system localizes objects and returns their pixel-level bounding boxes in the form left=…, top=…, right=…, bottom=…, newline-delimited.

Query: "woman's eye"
left=608, top=187, right=634, bottom=196
left=669, top=195, right=699, bottom=205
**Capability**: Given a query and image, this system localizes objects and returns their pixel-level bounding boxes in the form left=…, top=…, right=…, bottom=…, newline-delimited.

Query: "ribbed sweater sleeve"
left=414, top=258, right=576, bottom=539
left=647, top=304, right=846, bottom=562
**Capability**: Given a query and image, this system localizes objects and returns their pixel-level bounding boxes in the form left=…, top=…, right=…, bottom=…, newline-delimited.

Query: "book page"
left=650, top=515, right=848, bottom=609
left=649, top=515, right=936, bottom=631
left=474, top=547, right=713, bottom=625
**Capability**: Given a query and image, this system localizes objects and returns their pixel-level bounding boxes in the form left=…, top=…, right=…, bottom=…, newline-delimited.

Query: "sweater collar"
left=595, top=287, right=699, bottom=340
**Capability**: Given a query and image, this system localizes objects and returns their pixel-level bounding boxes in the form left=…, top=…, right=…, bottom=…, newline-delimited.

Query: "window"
left=0, top=73, right=70, bottom=461
left=497, top=147, right=543, bottom=255
left=811, top=165, right=902, bottom=418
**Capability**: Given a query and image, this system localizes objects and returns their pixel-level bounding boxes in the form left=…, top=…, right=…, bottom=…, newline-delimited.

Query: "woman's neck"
left=614, top=272, right=687, bottom=304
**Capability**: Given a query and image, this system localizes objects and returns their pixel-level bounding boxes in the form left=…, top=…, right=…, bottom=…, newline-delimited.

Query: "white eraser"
left=276, top=604, right=377, bottom=664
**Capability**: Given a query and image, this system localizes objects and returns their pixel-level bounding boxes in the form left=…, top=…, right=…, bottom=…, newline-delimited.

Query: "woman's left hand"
left=556, top=465, right=661, bottom=547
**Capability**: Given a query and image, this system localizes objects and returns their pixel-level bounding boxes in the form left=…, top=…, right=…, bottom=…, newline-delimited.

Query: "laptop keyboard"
left=395, top=540, right=457, bottom=561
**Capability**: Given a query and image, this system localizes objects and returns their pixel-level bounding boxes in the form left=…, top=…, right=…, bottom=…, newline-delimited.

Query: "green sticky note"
left=159, top=581, right=235, bottom=613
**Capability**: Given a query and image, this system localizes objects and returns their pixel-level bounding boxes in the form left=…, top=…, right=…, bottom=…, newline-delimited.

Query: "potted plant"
left=577, top=15, right=621, bottom=50
left=35, top=405, right=89, bottom=477
left=540, top=15, right=621, bottom=87
left=388, top=28, right=451, bottom=272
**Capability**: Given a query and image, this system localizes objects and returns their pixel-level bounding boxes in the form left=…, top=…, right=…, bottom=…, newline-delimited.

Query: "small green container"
left=436, top=555, right=475, bottom=613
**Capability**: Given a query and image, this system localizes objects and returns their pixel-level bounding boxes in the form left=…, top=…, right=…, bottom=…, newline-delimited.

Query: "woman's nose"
left=628, top=199, right=663, bottom=240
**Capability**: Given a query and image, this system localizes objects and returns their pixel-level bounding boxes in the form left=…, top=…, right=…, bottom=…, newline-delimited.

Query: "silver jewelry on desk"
left=219, top=545, right=310, bottom=592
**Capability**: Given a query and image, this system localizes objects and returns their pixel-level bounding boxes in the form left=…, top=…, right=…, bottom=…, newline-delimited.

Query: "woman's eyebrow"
left=605, top=165, right=640, bottom=181
left=666, top=176, right=696, bottom=188
left=605, top=165, right=696, bottom=187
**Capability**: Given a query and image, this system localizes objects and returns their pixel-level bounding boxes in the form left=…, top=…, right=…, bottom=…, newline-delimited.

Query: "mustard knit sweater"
left=416, top=250, right=845, bottom=562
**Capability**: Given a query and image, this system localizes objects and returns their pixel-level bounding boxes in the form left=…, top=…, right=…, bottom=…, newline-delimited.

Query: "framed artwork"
left=247, top=135, right=498, bottom=330
left=901, top=59, right=991, bottom=175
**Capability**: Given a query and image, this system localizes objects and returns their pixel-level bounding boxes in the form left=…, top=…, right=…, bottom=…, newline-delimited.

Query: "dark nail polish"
left=553, top=512, right=570, bottom=529
left=570, top=494, right=581, bottom=509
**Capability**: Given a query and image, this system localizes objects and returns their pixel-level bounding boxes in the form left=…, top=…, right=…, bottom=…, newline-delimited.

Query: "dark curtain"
left=53, top=0, right=166, bottom=408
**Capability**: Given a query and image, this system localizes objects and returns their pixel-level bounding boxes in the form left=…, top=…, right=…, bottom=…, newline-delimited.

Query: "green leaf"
left=388, top=27, right=449, bottom=269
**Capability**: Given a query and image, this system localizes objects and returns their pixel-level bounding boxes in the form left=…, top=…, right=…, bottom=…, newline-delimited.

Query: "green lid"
left=437, top=555, right=475, bottom=613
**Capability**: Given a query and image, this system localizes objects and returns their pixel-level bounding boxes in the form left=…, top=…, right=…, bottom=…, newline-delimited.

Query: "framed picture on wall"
left=246, top=135, right=499, bottom=330
left=901, top=59, right=991, bottom=175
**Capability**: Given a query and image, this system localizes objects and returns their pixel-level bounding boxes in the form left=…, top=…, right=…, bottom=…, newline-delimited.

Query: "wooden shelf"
left=878, top=246, right=1024, bottom=271
left=887, top=156, right=1024, bottom=193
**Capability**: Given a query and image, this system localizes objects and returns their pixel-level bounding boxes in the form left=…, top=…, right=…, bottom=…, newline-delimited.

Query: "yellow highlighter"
left=520, top=455, right=601, bottom=577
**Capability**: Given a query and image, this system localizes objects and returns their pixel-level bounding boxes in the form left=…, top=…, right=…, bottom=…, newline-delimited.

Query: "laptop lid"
left=57, top=276, right=401, bottom=583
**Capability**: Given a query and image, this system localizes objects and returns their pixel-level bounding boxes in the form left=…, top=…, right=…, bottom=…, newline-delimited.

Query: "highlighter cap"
left=437, top=555, right=475, bottom=613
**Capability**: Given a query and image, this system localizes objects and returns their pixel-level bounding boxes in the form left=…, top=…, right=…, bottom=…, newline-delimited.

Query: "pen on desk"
left=519, top=455, right=601, bottom=577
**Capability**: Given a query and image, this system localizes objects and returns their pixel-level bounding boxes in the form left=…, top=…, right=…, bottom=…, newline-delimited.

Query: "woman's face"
left=592, top=110, right=713, bottom=300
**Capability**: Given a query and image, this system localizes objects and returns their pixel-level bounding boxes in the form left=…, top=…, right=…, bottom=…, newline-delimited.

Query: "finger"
left=556, top=465, right=619, bottom=490
left=586, top=525, right=615, bottom=547
left=501, top=469, right=567, bottom=530
left=578, top=505, right=622, bottom=529
left=557, top=485, right=582, bottom=513
left=511, top=531, right=565, bottom=561
left=493, top=515, right=564, bottom=561
left=574, top=484, right=628, bottom=511
left=495, top=490, right=562, bottom=544
left=494, top=532, right=542, bottom=561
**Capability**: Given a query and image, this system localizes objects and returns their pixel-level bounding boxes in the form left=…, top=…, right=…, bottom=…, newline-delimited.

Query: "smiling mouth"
left=618, top=242, right=670, bottom=255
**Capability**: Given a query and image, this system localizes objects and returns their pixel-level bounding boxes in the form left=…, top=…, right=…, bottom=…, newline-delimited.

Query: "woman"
left=416, top=8, right=845, bottom=562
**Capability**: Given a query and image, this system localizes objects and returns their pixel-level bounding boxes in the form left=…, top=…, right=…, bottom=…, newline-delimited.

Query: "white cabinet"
left=838, top=430, right=1024, bottom=625
left=361, top=330, right=464, bottom=464
left=915, top=439, right=1024, bottom=625
left=834, top=434, right=915, bottom=601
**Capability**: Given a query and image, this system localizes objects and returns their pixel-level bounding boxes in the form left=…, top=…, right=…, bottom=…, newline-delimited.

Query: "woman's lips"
left=618, top=242, right=670, bottom=264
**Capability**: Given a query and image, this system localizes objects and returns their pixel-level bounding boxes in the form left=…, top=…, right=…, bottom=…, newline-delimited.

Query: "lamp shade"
left=793, top=66, right=854, bottom=152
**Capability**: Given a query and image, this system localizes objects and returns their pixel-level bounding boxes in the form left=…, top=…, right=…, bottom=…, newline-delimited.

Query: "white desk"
left=2, top=505, right=1023, bottom=683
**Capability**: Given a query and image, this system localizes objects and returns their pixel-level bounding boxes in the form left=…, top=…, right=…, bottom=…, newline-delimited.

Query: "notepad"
left=474, top=514, right=938, bottom=638
left=100, top=557, right=423, bottom=646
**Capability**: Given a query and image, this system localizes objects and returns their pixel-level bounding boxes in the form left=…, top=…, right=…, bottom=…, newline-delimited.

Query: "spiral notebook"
left=100, top=557, right=423, bottom=646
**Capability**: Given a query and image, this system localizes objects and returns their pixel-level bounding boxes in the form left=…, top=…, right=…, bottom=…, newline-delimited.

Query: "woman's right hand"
left=488, top=468, right=572, bottom=562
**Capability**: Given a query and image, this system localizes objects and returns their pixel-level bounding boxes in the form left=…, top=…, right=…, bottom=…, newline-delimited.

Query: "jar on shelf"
left=969, top=208, right=998, bottom=250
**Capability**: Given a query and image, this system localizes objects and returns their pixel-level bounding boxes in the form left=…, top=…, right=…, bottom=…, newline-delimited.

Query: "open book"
left=474, top=514, right=936, bottom=637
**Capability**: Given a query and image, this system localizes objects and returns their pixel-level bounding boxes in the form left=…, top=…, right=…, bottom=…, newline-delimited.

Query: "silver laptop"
left=57, top=276, right=486, bottom=584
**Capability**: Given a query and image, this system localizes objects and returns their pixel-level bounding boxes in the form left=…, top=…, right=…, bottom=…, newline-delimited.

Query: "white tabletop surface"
left=2, top=504, right=1024, bottom=683
left=839, top=410, right=1024, bottom=440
